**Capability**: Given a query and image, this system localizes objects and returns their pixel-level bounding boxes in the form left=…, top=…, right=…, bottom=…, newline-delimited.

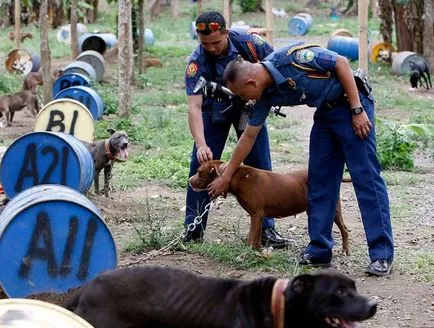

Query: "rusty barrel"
left=4, top=48, right=40, bottom=76
left=0, top=185, right=117, bottom=298
left=54, top=86, right=104, bottom=120
left=0, top=131, right=94, bottom=198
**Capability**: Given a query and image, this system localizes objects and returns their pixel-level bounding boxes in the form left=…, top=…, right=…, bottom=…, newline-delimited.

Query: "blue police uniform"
left=184, top=31, right=275, bottom=234
left=248, top=42, right=394, bottom=263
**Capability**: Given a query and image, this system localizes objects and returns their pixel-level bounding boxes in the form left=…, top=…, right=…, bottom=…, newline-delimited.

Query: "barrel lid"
left=76, top=50, right=105, bottom=81
left=4, top=49, right=40, bottom=76
left=0, top=299, right=94, bottom=327
left=34, top=98, right=95, bottom=142
left=64, top=61, right=97, bottom=81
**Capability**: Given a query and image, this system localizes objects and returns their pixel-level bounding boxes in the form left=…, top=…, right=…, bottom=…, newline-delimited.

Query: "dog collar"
left=271, top=278, right=289, bottom=328
left=104, top=139, right=115, bottom=161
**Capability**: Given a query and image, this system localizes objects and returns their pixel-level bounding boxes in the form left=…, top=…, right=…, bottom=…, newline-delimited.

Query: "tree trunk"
left=171, top=0, right=178, bottom=19
left=378, top=0, right=394, bottom=43
left=71, top=0, right=79, bottom=59
left=15, top=0, right=21, bottom=49
left=93, top=0, right=99, bottom=22
left=393, top=0, right=423, bottom=52
left=138, top=0, right=146, bottom=74
left=423, top=0, right=434, bottom=69
left=118, top=0, right=133, bottom=117
left=40, top=0, right=52, bottom=104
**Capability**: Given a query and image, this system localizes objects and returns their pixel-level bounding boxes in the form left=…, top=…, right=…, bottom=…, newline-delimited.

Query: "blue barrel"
left=63, top=61, right=97, bottom=81
left=0, top=185, right=117, bottom=298
left=288, top=13, right=313, bottom=36
left=52, top=73, right=91, bottom=98
left=327, top=35, right=359, bottom=61
left=0, top=131, right=94, bottom=198
left=54, top=86, right=104, bottom=120
left=136, top=28, right=155, bottom=45
left=78, top=33, right=117, bottom=54
left=5, top=48, right=41, bottom=76
left=76, top=50, right=105, bottom=81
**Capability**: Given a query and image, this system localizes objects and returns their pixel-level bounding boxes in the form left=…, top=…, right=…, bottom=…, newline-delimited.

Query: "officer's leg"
left=185, top=112, right=231, bottom=235
left=235, top=124, right=274, bottom=229
left=337, top=97, right=394, bottom=262
left=305, top=114, right=345, bottom=263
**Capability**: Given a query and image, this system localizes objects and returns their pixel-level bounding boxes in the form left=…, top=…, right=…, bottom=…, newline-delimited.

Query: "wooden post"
left=423, top=0, right=433, bottom=70
left=197, top=0, right=202, bottom=15
left=14, top=0, right=21, bottom=49
left=358, top=0, right=369, bottom=73
left=71, top=0, right=79, bottom=59
left=223, top=0, right=230, bottom=27
left=40, top=0, right=52, bottom=104
left=171, top=0, right=178, bottom=19
left=138, top=0, right=145, bottom=74
left=265, top=0, right=273, bottom=45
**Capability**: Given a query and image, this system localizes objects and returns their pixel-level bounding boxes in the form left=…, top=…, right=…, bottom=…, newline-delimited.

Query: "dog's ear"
left=285, top=274, right=314, bottom=297
left=210, top=162, right=222, bottom=177
left=107, top=128, right=116, bottom=135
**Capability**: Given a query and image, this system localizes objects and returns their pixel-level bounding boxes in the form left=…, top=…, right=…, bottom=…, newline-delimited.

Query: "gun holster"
left=353, top=68, right=372, bottom=96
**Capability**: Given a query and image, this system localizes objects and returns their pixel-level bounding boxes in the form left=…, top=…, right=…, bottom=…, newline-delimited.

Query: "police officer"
left=183, top=11, right=289, bottom=248
left=209, top=42, right=394, bottom=276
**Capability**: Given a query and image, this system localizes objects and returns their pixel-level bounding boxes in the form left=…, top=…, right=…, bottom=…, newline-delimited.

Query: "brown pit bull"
left=64, top=266, right=377, bottom=328
left=0, top=90, right=39, bottom=126
left=23, top=69, right=64, bottom=93
left=189, top=160, right=349, bottom=253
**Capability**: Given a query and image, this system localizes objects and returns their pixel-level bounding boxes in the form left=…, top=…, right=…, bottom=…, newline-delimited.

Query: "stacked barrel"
left=0, top=35, right=118, bottom=299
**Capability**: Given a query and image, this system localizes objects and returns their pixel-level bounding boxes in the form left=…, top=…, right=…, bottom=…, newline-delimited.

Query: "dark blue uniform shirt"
left=249, top=42, right=345, bottom=126
left=185, top=30, right=273, bottom=112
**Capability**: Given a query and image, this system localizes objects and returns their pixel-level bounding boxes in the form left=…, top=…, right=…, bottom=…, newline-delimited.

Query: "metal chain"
left=120, top=200, right=215, bottom=268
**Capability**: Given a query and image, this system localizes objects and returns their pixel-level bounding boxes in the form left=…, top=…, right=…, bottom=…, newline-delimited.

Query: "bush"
left=238, top=0, right=261, bottom=13
left=377, top=130, right=416, bottom=171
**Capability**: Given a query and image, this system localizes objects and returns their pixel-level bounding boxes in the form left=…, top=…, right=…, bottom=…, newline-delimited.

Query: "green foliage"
left=0, top=74, right=22, bottom=95
left=238, top=0, right=259, bottom=13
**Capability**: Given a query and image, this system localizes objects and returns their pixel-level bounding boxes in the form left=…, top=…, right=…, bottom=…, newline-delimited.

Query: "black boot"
left=261, top=227, right=290, bottom=249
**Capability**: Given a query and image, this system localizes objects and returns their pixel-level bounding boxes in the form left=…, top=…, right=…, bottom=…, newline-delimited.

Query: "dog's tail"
left=341, top=177, right=352, bottom=183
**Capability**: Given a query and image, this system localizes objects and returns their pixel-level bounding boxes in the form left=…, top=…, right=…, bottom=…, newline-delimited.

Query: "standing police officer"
left=208, top=42, right=394, bottom=276
left=183, top=11, right=289, bottom=248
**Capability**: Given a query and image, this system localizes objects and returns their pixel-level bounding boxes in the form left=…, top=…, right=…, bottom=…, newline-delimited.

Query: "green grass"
left=394, top=249, right=434, bottom=282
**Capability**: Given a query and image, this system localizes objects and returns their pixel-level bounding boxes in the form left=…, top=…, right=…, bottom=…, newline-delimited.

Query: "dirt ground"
left=0, top=52, right=433, bottom=327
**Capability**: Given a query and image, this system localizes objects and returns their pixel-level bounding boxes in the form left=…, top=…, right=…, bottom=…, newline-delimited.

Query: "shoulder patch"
left=251, top=33, right=265, bottom=46
left=296, top=49, right=314, bottom=63
left=186, top=62, right=199, bottom=78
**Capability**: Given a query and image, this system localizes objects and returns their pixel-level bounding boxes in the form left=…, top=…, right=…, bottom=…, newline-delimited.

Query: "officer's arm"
left=221, top=124, right=262, bottom=180
left=335, top=55, right=362, bottom=110
left=187, top=95, right=207, bottom=149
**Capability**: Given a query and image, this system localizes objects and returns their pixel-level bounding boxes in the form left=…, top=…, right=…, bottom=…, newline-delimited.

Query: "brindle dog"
left=0, top=90, right=39, bottom=126
left=83, top=129, right=129, bottom=197
left=65, top=266, right=377, bottom=328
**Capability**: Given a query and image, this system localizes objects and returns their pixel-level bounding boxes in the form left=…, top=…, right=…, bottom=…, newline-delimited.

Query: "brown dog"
left=65, top=266, right=377, bottom=328
left=8, top=31, right=33, bottom=42
left=0, top=90, right=39, bottom=126
left=189, top=160, right=349, bottom=253
left=23, top=69, right=64, bottom=93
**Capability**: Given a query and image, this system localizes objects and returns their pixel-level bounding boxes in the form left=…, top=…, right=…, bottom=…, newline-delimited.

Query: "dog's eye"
left=335, top=287, right=347, bottom=297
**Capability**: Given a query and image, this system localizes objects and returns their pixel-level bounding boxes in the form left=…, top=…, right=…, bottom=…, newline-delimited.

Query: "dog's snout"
left=367, top=299, right=377, bottom=317
left=121, top=142, right=128, bottom=149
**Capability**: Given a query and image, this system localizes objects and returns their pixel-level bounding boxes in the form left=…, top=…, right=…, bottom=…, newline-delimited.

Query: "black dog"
left=409, top=60, right=432, bottom=89
left=83, top=129, right=129, bottom=197
left=65, top=266, right=377, bottom=328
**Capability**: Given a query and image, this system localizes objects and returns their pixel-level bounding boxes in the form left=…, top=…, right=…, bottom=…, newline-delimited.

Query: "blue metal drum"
left=0, top=185, right=118, bottom=298
left=78, top=33, right=117, bottom=54
left=54, top=86, right=104, bottom=120
left=0, top=131, right=94, bottom=198
left=327, top=35, right=360, bottom=61
left=4, top=48, right=41, bottom=76
left=63, top=61, right=97, bottom=81
left=52, top=73, right=91, bottom=98
left=288, top=13, right=313, bottom=36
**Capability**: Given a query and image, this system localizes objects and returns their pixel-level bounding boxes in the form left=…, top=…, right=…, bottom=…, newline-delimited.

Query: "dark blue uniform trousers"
left=185, top=110, right=275, bottom=231
left=306, top=93, right=394, bottom=262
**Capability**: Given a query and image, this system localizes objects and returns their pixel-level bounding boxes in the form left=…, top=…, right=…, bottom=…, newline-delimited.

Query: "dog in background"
left=8, top=31, right=33, bottom=42
left=189, top=160, right=349, bottom=252
left=23, top=69, right=64, bottom=93
left=83, top=129, right=129, bottom=197
left=0, top=90, right=39, bottom=126
left=65, top=266, right=377, bottom=328
left=409, top=60, right=432, bottom=89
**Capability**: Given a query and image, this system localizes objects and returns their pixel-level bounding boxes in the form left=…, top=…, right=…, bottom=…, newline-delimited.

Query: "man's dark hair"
left=195, top=11, right=226, bottom=36
left=223, top=58, right=245, bottom=84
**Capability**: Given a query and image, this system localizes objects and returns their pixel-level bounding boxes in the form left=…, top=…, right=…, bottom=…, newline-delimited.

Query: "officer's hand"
left=197, top=146, right=213, bottom=164
left=207, top=175, right=230, bottom=199
left=352, top=111, right=372, bottom=140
